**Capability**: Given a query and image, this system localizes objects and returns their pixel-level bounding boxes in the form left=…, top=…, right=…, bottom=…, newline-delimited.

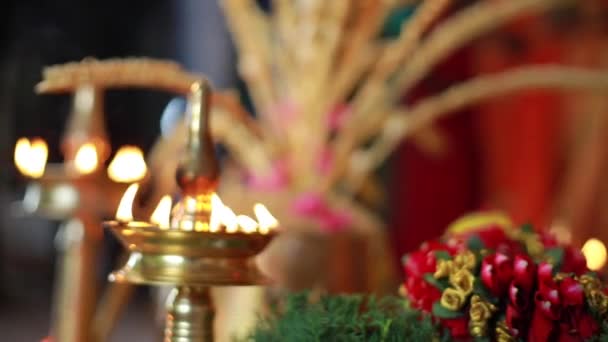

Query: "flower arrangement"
left=246, top=212, right=608, bottom=341
left=402, top=211, right=608, bottom=341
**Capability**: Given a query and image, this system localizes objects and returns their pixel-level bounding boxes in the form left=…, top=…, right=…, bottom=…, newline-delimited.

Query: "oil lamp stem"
left=164, top=286, right=215, bottom=342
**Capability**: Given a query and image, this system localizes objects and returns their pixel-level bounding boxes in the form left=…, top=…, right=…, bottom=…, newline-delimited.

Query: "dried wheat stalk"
left=342, top=66, right=608, bottom=193
left=325, top=0, right=566, bottom=192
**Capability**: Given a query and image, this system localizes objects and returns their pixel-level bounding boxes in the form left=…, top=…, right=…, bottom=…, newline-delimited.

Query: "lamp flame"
left=253, top=203, right=278, bottom=234
left=116, top=183, right=139, bottom=221
left=74, top=143, right=98, bottom=174
left=582, top=238, right=607, bottom=271
left=14, top=137, right=48, bottom=178
left=221, top=205, right=238, bottom=233
left=108, top=146, right=147, bottom=183
left=237, top=215, right=258, bottom=234
left=209, top=194, right=223, bottom=232
left=150, top=195, right=172, bottom=229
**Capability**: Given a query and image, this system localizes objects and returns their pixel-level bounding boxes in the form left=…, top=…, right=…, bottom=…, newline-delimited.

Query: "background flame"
left=582, top=238, right=607, bottom=271
left=74, top=143, right=98, bottom=174
left=107, top=146, right=147, bottom=183
left=14, top=137, right=48, bottom=178
left=116, top=183, right=139, bottom=221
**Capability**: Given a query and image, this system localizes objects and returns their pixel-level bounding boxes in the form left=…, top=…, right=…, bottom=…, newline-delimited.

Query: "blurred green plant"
left=245, top=292, right=437, bottom=342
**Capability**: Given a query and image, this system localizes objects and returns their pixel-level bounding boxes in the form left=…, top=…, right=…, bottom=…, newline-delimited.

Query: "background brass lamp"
left=13, top=58, right=203, bottom=342
left=105, top=80, right=277, bottom=342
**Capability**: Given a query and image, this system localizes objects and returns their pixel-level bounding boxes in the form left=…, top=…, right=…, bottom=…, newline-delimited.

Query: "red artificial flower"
left=570, top=311, right=599, bottom=340
left=528, top=306, right=555, bottom=342
left=405, top=276, right=441, bottom=312
left=537, top=262, right=554, bottom=285
left=506, top=305, right=527, bottom=337
left=442, top=317, right=470, bottom=339
left=559, top=277, right=584, bottom=306
left=481, top=253, right=514, bottom=296
left=535, top=280, right=561, bottom=320
left=539, top=231, right=559, bottom=249
left=512, top=254, right=536, bottom=290
left=509, top=281, right=533, bottom=311
left=561, top=247, right=588, bottom=275
left=403, top=250, right=437, bottom=278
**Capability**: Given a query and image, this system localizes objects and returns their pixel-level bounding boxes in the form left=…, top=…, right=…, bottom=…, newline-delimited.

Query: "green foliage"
left=245, top=293, right=438, bottom=342
left=424, top=273, right=449, bottom=291
left=431, top=302, right=463, bottom=319
left=588, top=320, right=608, bottom=342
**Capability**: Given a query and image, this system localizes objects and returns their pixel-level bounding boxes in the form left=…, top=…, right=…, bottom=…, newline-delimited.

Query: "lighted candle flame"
left=237, top=215, right=258, bottom=234
left=253, top=203, right=278, bottom=234
left=116, top=183, right=139, bottom=221
left=150, top=195, right=172, bottom=229
left=221, top=206, right=239, bottom=233
left=74, top=143, right=98, bottom=174
left=107, top=145, right=147, bottom=183
left=582, top=238, right=607, bottom=271
left=209, top=194, right=223, bottom=232
left=14, top=137, right=48, bottom=178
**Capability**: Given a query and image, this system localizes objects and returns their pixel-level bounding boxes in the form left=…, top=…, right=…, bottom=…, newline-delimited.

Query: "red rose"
left=442, top=317, right=469, bottom=339
left=481, top=253, right=514, bottom=296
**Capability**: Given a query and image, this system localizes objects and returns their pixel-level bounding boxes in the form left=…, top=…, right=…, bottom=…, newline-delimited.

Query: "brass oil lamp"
left=105, top=79, right=277, bottom=341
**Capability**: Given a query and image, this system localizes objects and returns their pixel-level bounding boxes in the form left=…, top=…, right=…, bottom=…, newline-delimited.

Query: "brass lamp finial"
left=173, top=79, right=220, bottom=229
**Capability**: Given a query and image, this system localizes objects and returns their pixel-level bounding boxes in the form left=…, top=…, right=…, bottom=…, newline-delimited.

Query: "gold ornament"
left=468, top=295, right=497, bottom=337
left=450, top=268, right=475, bottom=295
left=469, top=295, right=496, bottom=322
left=496, top=320, right=516, bottom=342
left=454, top=250, right=476, bottom=270
left=586, top=289, right=608, bottom=316
left=434, top=259, right=455, bottom=279
left=440, top=288, right=467, bottom=311
left=579, top=274, right=601, bottom=291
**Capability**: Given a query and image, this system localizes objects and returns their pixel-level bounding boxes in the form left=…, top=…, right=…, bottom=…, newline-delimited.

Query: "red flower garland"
left=401, top=211, right=608, bottom=341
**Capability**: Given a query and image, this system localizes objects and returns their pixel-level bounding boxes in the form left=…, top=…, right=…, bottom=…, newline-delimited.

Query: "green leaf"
left=545, top=247, right=564, bottom=270
left=474, top=337, right=492, bottom=342
left=468, top=235, right=485, bottom=251
left=520, top=223, right=534, bottom=234
left=473, top=278, right=499, bottom=305
left=435, top=250, right=452, bottom=261
left=424, top=273, right=449, bottom=291
left=432, top=302, right=464, bottom=319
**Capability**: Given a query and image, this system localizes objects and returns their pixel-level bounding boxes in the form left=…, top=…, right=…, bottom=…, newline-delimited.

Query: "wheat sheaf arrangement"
left=200, top=0, right=608, bottom=202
